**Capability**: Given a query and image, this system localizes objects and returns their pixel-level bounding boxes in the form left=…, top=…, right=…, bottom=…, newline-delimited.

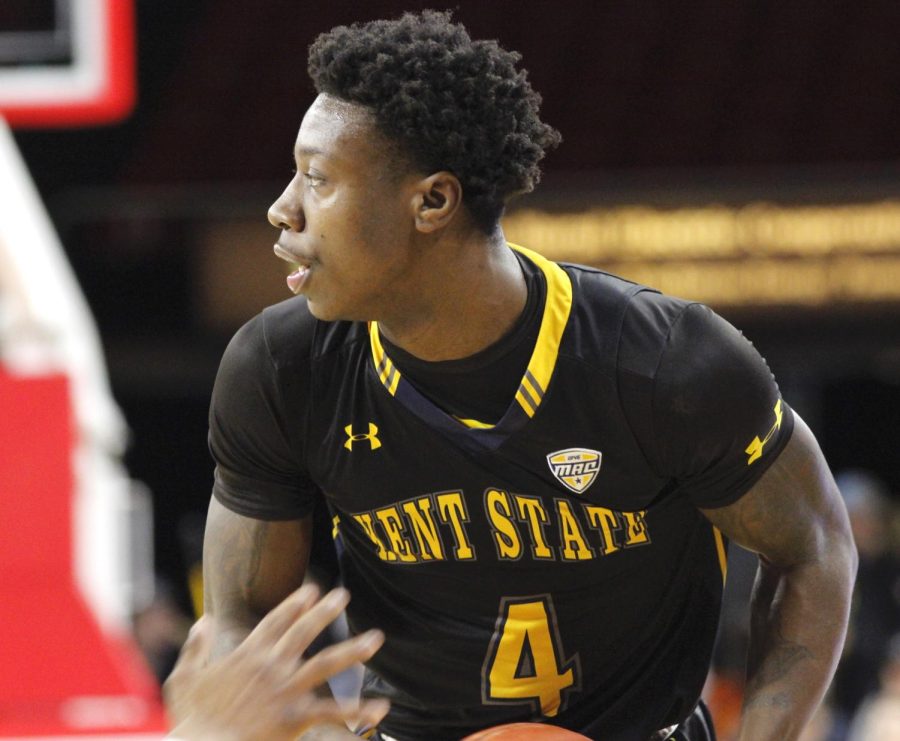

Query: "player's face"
left=268, top=94, right=423, bottom=321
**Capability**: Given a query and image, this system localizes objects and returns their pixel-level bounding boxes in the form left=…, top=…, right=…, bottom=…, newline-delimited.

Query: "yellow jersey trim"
left=454, top=416, right=495, bottom=430
left=712, top=526, right=728, bottom=584
left=508, top=243, right=573, bottom=420
left=368, top=321, right=401, bottom=396
left=367, top=244, right=573, bottom=427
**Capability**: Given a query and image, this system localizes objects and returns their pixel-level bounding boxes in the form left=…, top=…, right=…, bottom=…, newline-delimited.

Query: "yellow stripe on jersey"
left=516, top=368, right=542, bottom=417
left=367, top=244, right=573, bottom=425
left=508, top=243, right=573, bottom=419
left=712, top=526, right=728, bottom=584
left=454, top=416, right=495, bottom=429
left=368, top=321, right=401, bottom=396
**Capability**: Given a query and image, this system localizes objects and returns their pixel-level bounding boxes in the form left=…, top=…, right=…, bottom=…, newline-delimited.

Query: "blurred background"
left=3, top=1, right=900, bottom=739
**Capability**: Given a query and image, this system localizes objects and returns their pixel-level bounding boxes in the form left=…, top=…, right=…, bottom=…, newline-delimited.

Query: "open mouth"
left=286, top=264, right=310, bottom=294
left=274, top=244, right=313, bottom=294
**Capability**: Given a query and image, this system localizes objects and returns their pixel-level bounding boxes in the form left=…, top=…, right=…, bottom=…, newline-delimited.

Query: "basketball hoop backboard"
left=0, top=0, right=135, bottom=127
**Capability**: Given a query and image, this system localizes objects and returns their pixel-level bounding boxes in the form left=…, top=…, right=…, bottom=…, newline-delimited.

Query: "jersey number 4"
left=482, top=595, right=580, bottom=717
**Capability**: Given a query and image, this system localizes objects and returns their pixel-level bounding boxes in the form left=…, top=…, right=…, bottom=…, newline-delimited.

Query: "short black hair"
left=307, top=10, right=561, bottom=232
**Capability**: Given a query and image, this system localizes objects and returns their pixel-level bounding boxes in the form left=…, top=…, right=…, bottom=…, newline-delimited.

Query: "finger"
left=239, top=583, right=320, bottom=656
left=172, top=616, right=211, bottom=673
left=350, top=698, right=391, bottom=731
left=270, top=586, right=350, bottom=660
left=288, top=629, right=384, bottom=694
left=162, top=617, right=211, bottom=711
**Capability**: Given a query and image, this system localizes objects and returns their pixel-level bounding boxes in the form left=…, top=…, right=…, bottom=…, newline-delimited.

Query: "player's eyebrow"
left=294, top=145, right=327, bottom=158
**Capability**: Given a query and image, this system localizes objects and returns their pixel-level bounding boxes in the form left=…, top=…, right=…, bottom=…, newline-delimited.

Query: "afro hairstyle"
left=307, top=10, right=561, bottom=232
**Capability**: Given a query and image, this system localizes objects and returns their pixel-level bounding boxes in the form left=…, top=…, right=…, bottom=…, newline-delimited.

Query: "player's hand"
left=163, top=584, right=389, bottom=741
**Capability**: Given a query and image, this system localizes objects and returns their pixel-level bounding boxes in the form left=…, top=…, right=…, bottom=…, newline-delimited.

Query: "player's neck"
left=377, top=229, right=527, bottom=362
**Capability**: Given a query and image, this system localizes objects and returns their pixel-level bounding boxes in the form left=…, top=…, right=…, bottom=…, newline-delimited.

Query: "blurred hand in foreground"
left=164, top=585, right=389, bottom=741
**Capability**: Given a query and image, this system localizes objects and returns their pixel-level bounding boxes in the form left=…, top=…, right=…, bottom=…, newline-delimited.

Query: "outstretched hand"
left=164, top=585, right=389, bottom=741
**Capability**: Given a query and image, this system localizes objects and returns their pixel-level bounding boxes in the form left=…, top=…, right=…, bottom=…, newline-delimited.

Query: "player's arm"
left=700, top=414, right=857, bottom=741
left=623, top=299, right=857, bottom=740
left=203, top=311, right=318, bottom=657
left=203, top=503, right=361, bottom=740
left=202, top=312, right=363, bottom=739
left=202, top=497, right=311, bottom=659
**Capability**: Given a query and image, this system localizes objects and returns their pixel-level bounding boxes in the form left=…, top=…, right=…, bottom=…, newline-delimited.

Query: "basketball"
left=461, top=722, right=591, bottom=740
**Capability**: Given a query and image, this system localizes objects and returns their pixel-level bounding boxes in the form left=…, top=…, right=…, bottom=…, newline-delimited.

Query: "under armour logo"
left=344, top=422, right=382, bottom=451
left=745, top=398, right=784, bottom=465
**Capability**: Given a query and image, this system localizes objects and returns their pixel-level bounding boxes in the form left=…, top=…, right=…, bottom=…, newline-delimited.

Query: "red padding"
left=0, top=368, right=165, bottom=735
left=0, top=370, right=74, bottom=587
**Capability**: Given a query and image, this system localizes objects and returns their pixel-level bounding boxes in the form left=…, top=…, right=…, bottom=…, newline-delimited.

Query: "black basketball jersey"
left=209, top=245, right=793, bottom=741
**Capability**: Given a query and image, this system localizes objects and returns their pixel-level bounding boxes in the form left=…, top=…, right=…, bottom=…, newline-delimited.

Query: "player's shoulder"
left=559, top=262, right=689, bottom=362
left=562, top=262, right=737, bottom=377
left=252, top=296, right=367, bottom=367
left=561, top=261, right=648, bottom=300
left=612, top=282, right=766, bottom=398
left=561, top=261, right=686, bottom=321
left=618, top=284, right=703, bottom=350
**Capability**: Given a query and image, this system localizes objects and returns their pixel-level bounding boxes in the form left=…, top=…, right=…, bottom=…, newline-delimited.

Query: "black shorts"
left=658, top=700, right=717, bottom=741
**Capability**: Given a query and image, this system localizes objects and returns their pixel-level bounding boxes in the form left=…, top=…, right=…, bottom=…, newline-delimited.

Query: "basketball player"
left=201, top=11, right=856, bottom=740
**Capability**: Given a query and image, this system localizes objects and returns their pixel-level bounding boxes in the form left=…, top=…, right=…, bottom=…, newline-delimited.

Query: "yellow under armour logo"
left=745, top=399, right=784, bottom=465
left=344, top=422, right=382, bottom=451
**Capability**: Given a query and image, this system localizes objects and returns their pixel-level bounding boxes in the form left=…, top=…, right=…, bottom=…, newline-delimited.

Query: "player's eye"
left=303, top=172, right=325, bottom=188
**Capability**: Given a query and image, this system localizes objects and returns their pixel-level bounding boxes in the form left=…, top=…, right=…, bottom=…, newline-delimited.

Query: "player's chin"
left=305, top=294, right=354, bottom=323
left=305, top=297, right=337, bottom=321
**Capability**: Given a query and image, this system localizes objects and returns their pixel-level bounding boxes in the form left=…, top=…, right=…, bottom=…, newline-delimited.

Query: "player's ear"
left=412, top=172, right=462, bottom=233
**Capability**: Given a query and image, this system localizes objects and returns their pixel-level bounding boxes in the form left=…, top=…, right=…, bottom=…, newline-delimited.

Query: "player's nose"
left=268, top=180, right=305, bottom=232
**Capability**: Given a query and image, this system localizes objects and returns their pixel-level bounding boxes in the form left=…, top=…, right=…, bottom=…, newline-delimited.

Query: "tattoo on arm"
left=744, top=620, right=814, bottom=709
left=230, top=517, right=269, bottom=600
left=203, top=500, right=311, bottom=657
left=205, top=507, right=271, bottom=609
left=701, top=415, right=856, bottom=735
